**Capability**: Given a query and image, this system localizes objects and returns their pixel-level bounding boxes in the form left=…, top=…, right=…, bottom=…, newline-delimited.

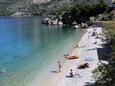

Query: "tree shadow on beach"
left=65, top=75, right=74, bottom=78
left=50, top=70, right=59, bottom=73
left=84, top=82, right=94, bottom=86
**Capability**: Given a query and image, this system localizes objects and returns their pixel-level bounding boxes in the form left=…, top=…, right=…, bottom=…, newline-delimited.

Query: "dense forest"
left=93, top=21, right=115, bottom=86
left=61, top=0, right=109, bottom=24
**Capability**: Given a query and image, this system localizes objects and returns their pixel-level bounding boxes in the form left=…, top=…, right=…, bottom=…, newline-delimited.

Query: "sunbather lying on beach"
left=78, top=63, right=89, bottom=69
left=66, top=69, right=82, bottom=78
left=66, top=69, right=74, bottom=78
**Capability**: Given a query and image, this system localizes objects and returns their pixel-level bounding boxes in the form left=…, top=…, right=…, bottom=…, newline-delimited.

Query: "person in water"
left=58, top=61, right=62, bottom=72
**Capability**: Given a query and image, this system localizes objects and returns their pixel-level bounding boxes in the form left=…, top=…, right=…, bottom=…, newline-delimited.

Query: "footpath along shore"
left=42, top=26, right=105, bottom=86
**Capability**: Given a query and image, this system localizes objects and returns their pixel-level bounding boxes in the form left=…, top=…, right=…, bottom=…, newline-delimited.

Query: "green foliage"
left=0, top=2, right=13, bottom=16
left=0, top=0, right=32, bottom=16
left=61, top=12, right=74, bottom=25
left=94, top=63, right=115, bottom=86
left=93, top=21, right=115, bottom=86
left=61, top=0, right=109, bottom=24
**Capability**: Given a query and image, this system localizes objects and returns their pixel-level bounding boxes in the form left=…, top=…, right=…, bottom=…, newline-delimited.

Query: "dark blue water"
left=0, top=17, right=84, bottom=86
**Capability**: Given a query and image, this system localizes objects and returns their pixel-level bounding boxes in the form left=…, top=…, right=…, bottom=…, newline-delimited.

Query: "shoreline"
left=41, top=31, right=87, bottom=86
left=39, top=30, right=86, bottom=86
left=41, top=26, right=103, bottom=86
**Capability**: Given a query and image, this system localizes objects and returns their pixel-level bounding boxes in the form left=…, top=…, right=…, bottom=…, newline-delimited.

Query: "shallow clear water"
left=0, top=17, right=84, bottom=86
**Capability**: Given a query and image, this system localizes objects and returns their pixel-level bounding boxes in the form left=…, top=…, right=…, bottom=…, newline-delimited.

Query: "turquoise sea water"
left=0, top=17, right=84, bottom=86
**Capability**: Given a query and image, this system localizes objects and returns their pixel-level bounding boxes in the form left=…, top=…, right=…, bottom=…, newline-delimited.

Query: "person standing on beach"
left=58, top=61, right=61, bottom=72
left=76, top=44, right=79, bottom=48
